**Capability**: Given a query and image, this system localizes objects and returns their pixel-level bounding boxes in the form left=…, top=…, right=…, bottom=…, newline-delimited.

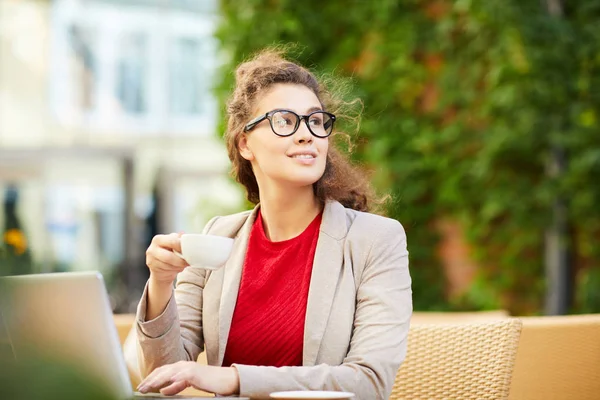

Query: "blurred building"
left=0, top=0, right=243, bottom=311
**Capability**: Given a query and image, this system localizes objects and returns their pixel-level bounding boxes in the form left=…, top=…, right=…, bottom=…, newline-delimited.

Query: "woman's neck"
left=258, top=186, right=322, bottom=242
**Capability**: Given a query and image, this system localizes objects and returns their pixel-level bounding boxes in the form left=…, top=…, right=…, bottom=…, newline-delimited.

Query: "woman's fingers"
left=160, top=380, right=188, bottom=396
left=137, top=363, right=238, bottom=396
left=150, top=246, right=188, bottom=269
left=138, top=366, right=172, bottom=393
left=151, top=233, right=183, bottom=253
left=146, top=257, right=186, bottom=275
left=138, top=362, right=197, bottom=394
left=145, top=233, right=188, bottom=283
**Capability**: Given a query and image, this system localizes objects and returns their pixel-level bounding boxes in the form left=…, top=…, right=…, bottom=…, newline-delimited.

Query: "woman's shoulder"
left=342, top=206, right=406, bottom=239
left=322, top=200, right=405, bottom=243
left=203, top=208, right=256, bottom=238
left=336, top=204, right=409, bottom=277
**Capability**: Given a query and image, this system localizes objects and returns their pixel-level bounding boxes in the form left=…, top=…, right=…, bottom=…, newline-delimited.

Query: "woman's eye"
left=274, top=117, right=289, bottom=127
left=309, top=117, right=323, bottom=126
left=274, top=116, right=293, bottom=126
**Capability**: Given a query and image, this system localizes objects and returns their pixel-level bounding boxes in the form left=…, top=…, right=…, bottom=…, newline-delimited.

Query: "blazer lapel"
left=215, top=205, right=259, bottom=366
left=303, top=201, right=348, bottom=366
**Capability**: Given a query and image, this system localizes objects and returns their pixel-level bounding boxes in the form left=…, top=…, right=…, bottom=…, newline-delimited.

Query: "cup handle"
left=173, top=250, right=186, bottom=261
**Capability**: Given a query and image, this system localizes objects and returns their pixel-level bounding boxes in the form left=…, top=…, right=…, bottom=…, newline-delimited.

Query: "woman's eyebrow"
left=305, top=106, right=323, bottom=113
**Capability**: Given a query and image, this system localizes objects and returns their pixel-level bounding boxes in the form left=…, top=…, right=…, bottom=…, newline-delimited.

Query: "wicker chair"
left=509, top=314, right=600, bottom=400
left=113, top=313, right=136, bottom=346
left=411, top=310, right=510, bottom=324
left=390, top=318, right=522, bottom=400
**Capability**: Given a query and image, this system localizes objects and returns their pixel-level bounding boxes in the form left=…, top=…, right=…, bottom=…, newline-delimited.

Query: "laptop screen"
left=0, top=272, right=133, bottom=399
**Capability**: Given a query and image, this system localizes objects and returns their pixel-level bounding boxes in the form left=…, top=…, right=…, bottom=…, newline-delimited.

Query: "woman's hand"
left=144, top=233, right=189, bottom=320
left=146, top=233, right=188, bottom=286
left=137, top=362, right=240, bottom=396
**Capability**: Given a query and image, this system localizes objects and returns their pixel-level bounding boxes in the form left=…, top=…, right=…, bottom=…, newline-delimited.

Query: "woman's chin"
left=277, top=174, right=323, bottom=188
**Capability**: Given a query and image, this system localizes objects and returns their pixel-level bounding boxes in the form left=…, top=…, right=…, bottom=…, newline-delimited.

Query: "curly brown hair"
left=225, top=49, right=379, bottom=213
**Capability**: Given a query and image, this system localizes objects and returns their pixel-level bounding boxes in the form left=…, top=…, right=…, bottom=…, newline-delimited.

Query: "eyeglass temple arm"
left=243, top=114, right=268, bottom=132
left=323, top=114, right=335, bottom=131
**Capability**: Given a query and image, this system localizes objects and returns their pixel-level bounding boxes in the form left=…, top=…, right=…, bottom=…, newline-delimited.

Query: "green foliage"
left=0, top=355, right=117, bottom=400
left=215, top=0, right=600, bottom=313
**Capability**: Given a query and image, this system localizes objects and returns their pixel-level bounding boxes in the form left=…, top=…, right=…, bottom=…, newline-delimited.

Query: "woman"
left=131, top=50, right=412, bottom=400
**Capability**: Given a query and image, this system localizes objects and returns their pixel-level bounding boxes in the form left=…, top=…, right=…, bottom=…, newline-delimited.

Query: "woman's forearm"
left=146, top=276, right=174, bottom=321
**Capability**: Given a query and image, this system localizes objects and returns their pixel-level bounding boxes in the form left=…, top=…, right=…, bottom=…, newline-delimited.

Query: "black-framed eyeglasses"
left=243, top=109, right=336, bottom=138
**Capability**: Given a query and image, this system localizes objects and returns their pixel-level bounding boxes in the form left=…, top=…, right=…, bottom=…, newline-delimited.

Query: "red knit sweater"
left=222, top=210, right=322, bottom=367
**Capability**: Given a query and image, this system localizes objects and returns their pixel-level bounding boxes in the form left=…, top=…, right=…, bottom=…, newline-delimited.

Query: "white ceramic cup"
left=174, top=234, right=234, bottom=270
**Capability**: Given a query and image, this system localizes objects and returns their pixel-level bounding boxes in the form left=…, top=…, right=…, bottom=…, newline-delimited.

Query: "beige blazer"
left=129, top=200, right=412, bottom=400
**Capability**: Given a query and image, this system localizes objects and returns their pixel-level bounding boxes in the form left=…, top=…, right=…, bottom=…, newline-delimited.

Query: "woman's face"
left=238, top=83, right=329, bottom=190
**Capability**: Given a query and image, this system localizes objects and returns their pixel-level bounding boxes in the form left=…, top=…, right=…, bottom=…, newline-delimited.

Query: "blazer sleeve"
left=125, top=216, right=219, bottom=377
left=233, top=219, right=412, bottom=400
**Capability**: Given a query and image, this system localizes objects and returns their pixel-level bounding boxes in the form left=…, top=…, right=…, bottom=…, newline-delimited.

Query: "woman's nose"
left=295, top=119, right=313, bottom=143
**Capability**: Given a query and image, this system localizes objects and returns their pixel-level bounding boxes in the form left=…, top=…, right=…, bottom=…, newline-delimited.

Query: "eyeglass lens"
left=270, top=111, right=333, bottom=137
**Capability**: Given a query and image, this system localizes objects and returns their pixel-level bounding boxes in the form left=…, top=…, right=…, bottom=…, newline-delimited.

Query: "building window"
left=169, top=38, right=204, bottom=116
left=116, top=32, right=148, bottom=114
left=67, top=24, right=97, bottom=112
left=50, top=0, right=218, bottom=135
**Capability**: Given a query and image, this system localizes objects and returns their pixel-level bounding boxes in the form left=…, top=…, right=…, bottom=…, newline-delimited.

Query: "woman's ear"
left=238, top=134, right=254, bottom=161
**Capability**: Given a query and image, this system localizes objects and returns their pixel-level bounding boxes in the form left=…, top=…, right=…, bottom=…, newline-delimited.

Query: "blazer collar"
left=215, top=200, right=349, bottom=366
left=303, top=200, right=348, bottom=365
left=320, top=200, right=349, bottom=240
left=216, top=204, right=259, bottom=365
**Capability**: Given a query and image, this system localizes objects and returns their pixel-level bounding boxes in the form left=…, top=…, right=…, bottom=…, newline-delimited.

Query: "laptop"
left=0, top=271, right=248, bottom=399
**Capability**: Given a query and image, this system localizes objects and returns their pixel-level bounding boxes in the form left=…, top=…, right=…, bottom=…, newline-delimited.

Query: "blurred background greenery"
left=0, top=0, right=598, bottom=316
left=216, top=0, right=600, bottom=314
left=0, top=354, right=118, bottom=400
